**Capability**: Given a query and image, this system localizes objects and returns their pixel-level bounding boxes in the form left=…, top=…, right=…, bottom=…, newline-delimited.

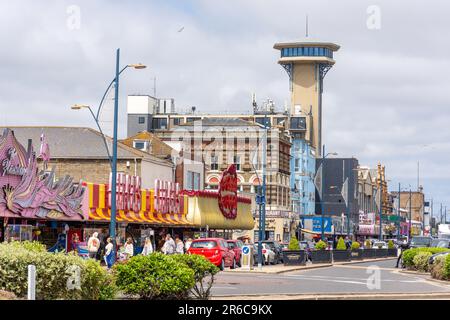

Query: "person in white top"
left=142, top=237, right=153, bottom=256
left=124, top=237, right=134, bottom=259
left=104, top=237, right=114, bottom=269
left=87, top=232, right=100, bottom=259
left=185, top=238, right=193, bottom=251
left=161, top=234, right=176, bottom=255
left=175, top=236, right=184, bottom=254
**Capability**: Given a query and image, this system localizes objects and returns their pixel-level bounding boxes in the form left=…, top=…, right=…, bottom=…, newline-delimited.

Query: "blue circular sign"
left=242, top=246, right=249, bottom=254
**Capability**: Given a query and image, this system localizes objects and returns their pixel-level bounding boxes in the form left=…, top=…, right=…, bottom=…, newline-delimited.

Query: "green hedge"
left=288, top=235, right=300, bottom=250
left=351, top=242, right=360, bottom=250
left=402, top=247, right=450, bottom=269
left=413, top=252, right=433, bottom=272
left=336, top=237, right=346, bottom=250
left=114, top=253, right=195, bottom=300
left=444, top=254, right=450, bottom=279
left=315, top=240, right=327, bottom=250
left=0, top=241, right=116, bottom=300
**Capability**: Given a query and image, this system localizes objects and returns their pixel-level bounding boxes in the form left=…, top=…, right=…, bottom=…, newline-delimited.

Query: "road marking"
left=212, top=286, right=237, bottom=290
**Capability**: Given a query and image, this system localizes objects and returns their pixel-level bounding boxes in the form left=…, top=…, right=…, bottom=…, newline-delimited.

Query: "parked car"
left=428, top=251, right=450, bottom=265
left=226, top=239, right=244, bottom=267
left=262, top=240, right=284, bottom=263
left=372, top=241, right=388, bottom=249
left=253, top=243, right=276, bottom=265
left=410, top=236, right=433, bottom=248
left=430, top=238, right=450, bottom=249
left=187, top=238, right=237, bottom=270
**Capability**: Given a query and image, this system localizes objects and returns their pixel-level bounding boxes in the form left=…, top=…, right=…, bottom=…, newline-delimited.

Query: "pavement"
left=212, top=259, right=450, bottom=299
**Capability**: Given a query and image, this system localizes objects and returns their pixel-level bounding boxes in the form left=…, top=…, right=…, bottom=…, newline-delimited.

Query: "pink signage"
left=0, top=129, right=86, bottom=221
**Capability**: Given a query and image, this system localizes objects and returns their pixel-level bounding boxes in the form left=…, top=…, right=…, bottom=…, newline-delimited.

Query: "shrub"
left=0, top=242, right=114, bottom=300
left=0, top=241, right=46, bottom=253
left=336, top=237, right=346, bottom=250
left=444, top=254, right=450, bottom=280
left=171, top=254, right=219, bottom=299
left=413, top=252, right=432, bottom=272
left=81, top=259, right=118, bottom=300
left=364, top=240, right=372, bottom=249
left=114, top=253, right=195, bottom=300
left=315, top=240, right=327, bottom=250
left=0, top=290, right=18, bottom=300
left=351, top=242, right=360, bottom=250
left=388, top=240, right=395, bottom=249
left=402, top=248, right=450, bottom=269
left=430, top=256, right=447, bottom=280
left=288, top=235, right=300, bottom=250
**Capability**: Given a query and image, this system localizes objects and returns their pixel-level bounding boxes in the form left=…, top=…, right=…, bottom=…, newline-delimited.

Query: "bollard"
left=27, top=265, right=36, bottom=300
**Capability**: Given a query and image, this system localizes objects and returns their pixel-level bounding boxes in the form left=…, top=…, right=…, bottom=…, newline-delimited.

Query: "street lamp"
left=320, top=145, right=338, bottom=241
left=72, top=49, right=146, bottom=264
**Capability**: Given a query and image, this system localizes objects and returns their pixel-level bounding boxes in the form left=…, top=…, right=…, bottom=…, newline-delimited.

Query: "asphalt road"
left=211, top=259, right=450, bottom=297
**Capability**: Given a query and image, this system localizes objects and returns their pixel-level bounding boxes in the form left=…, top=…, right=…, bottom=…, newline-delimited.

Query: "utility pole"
left=397, top=183, right=401, bottom=239
left=408, top=189, right=412, bottom=239
left=378, top=168, right=383, bottom=240
left=257, top=113, right=267, bottom=269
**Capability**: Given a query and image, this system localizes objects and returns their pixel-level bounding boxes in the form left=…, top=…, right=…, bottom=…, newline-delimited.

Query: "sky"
left=0, top=0, right=449, bottom=216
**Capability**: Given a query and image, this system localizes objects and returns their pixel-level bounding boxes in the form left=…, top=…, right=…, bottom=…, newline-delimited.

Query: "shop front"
left=0, top=128, right=86, bottom=248
left=82, top=177, right=198, bottom=253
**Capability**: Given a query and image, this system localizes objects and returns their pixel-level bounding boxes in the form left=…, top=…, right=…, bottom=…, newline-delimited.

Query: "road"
left=211, top=259, right=450, bottom=298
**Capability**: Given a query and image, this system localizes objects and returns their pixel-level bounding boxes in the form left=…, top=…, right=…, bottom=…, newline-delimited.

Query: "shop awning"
left=88, top=208, right=193, bottom=226
left=186, top=194, right=254, bottom=230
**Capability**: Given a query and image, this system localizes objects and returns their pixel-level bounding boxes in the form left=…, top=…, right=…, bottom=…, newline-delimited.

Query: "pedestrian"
left=71, top=233, right=80, bottom=252
left=142, top=237, right=153, bottom=256
left=175, top=236, right=184, bottom=254
left=96, top=229, right=107, bottom=260
left=104, top=237, right=114, bottom=269
left=396, top=238, right=410, bottom=268
left=162, top=234, right=176, bottom=255
left=87, top=232, right=100, bottom=259
left=185, top=238, right=193, bottom=251
left=124, top=237, right=134, bottom=259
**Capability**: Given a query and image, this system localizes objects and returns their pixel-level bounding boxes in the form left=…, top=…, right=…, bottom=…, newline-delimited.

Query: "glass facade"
left=281, top=47, right=333, bottom=59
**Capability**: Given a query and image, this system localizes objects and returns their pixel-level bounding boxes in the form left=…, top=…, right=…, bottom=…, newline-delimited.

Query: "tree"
left=288, top=235, right=300, bottom=250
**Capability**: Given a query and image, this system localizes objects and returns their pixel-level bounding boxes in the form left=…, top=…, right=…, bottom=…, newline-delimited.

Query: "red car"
left=226, top=239, right=244, bottom=267
left=187, top=238, right=237, bottom=270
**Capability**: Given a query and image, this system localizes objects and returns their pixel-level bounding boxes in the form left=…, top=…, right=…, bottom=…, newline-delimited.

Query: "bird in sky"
left=178, top=26, right=184, bottom=32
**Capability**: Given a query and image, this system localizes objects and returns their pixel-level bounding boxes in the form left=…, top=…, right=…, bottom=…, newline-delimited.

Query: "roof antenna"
left=306, top=14, right=309, bottom=38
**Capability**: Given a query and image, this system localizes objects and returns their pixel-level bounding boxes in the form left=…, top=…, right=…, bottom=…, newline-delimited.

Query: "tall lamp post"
left=409, top=188, right=412, bottom=239
left=320, top=145, right=338, bottom=241
left=72, top=49, right=146, bottom=263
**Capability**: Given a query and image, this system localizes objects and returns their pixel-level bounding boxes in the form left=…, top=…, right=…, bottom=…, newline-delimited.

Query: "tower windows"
left=280, top=47, right=333, bottom=59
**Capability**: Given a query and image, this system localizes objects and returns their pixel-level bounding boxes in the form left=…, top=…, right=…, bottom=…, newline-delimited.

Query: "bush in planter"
left=412, top=252, right=433, bottom=272
left=288, top=235, right=300, bottom=250
left=402, top=248, right=450, bottom=269
left=114, top=253, right=195, bottom=300
left=351, top=242, right=361, bottom=250
left=364, top=240, right=372, bottom=249
left=171, top=254, right=219, bottom=300
left=430, top=256, right=447, bottom=280
left=336, top=237, right=346, bottom=250
left=444, top=254, right=450, bottom=280
left=315, top=240, right=327, bottom=250
left=388, top=240, right=395, bottom=249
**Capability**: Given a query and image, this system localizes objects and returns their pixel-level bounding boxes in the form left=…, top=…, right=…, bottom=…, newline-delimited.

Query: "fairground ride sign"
left=0, top=129, right=85, bottom=221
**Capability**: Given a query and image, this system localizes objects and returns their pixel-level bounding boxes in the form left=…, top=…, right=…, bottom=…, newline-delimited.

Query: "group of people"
left=85, top=232, right=194, bottom=269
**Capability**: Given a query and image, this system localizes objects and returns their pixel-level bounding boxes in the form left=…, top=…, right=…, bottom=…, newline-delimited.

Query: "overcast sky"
left=1, top=0, right=449, bottom=214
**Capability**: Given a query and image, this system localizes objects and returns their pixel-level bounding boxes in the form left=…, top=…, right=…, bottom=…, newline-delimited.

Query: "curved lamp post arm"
left=95, top=65, right=130, bottom=120
left=85, top=106, right=113, bottom=169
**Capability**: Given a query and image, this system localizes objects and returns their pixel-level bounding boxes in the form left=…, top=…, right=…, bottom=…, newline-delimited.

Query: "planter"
left=375, top=248, right=388, bottom=258
left=282, top=250, right=306, bottom=266
left=311, top=250, right=332, bottom=264
left=388, top=248, right=398, bottom=257
left=332, top=250, right=351, bottom=262
left=350, top=249, right=364, bottom=260
left=362, top=249, right=376, bottom=259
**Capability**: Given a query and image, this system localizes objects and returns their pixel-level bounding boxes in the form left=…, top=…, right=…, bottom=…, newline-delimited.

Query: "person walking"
left=175, top=236, right=184, bottom=254
left=124, top=237, right=134, bottom=259
left=142, top=237, right=153, bottom=256
left=71, top=233, right=80, bottom=253
left=162, top=234, right=176, bottom=255
left=185, top=238, right=193, bottom=252
left=87, top=232, right=100, bottom=259
left=396, top=238, right=410, bottom=268
left=104, top=237, right=114, bottom=269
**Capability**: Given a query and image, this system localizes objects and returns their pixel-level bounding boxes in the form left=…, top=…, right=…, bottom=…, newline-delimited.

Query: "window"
left=173, top=118, right=181, bottom=126
left=211, top=155, right=219, bottom=171
left=295, top=159, right=300, bottom=172
left=290, top=117, right=306, bottom=130
left=233, top=155, right=241, bottom=171
left=138, top=117, right=145, bottom=124
left=133, top=140, right=149, bottom=152
left=152, top=118, right=167, bottom=130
